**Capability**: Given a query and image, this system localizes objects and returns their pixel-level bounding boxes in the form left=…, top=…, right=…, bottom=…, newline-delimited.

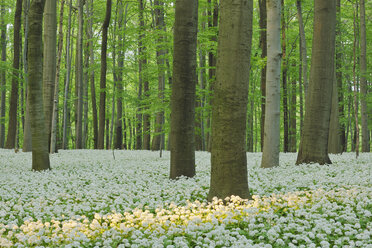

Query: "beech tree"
left=296, top=0, right=337, bottom=165
left=261, top=0, right=281, bottom=168
left=208, top=0, right=253, bottom=201
left=28, top=0, right=50, bottom=171
left=170, top=0, right=198, bottom=179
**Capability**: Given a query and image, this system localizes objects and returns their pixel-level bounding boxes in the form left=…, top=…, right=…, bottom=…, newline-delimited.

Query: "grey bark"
left=0, top=3, right=6, bottom=148
left=170, top=0, right=198, bottom=179
left=296, top=0, right=308, bottom=99
left=28, top=0, right=50, bottom=170
left=296, top=0, right=336, bottom=165
left=208, top=0, right=253, bottom=201
left=261, top=0, right=281, bottom=168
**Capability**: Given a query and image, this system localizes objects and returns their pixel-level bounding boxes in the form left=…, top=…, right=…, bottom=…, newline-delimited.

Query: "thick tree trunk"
left=5, top=0, right=22, bottom=149
left=359, top=0, right=369, bottom=152
left=296, top=0, right=336, bottom=165
left=170, top=0, right=198, bottom=179
left=28, top=0, right=50, bottom=171
left=98, top=0, right=112, bottom=149
left=42, top=0, right=57, bottom=150
left=50, top=0, right=65, bottom=153
left=261, top=0, right=281, bottom=168
left=259, top=0, right=267, bottom=151
left=208, top=0, right=253, bottom=201
left=0, top=3, right=6, bottom=148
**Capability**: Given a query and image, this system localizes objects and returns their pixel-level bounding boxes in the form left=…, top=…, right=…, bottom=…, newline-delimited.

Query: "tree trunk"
left=151, top=0, right=166, bottom=151
left=282, top=0, right=288, bottom=153
left=42, top=0, right=57, bottom=150
left=115, top=1, right=128, bottom=150
left=289, top=69, right=297, bottom=152
left=87, top=0, right=98, bottom=149
left=5, top=0, right=22, bottom=149
left=336, top=0, right=345, bottom=151
left=259, top=0, right=267, bottom=151
left=62, top=0, right=73, bottom=149
left=208, top=0, right=253, bottom=201
left=328, top=69, right=342, bottom=153
left=28, top=0, right=50, bottom=171
left=22, top=0, right=32, bottom=152
left=261, top=0, right=281, bottom=168
left=359, top=0, right=369, bottom=152
left=296, top=0, right=336, bottom=165
left=0, top=3, right=6, bottom=148
left=296, top=0, right=308, bottom=99
left=50, top=0, right=65, bottom=153
left=352, top=4, right=359, bottom=157
left=170, top=0, right=198, bottom=179
left=75, top=0, right=84, bottom=149
left=98, top=0, right=112, bottom=149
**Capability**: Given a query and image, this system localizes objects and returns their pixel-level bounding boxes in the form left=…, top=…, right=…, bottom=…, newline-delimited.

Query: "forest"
left=0, top=0, right=371, bottom=247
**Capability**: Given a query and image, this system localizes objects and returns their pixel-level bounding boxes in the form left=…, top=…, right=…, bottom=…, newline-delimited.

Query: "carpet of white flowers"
left=0, top=149, right=371, bottom=248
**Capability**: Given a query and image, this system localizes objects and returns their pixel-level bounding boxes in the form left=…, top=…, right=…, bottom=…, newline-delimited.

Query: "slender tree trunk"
left=296, top=0, right=336, bottom=165
left=23, top=0, right=32, bottom=152
left=62, top=0, right=73, bottom=149
left=299, top=39, right=304, bottom=134
left=282, top=0, right=288, bottom=153
left=359, top=0, right=369, bottom=152
left=289, top=68, right=297, bottom=152
left=75, top=0, right=84, bottom=149
left=98, top=0, right=112, bottom=149
left=5, top=0, right=22, bottom=149
left=296, top=0, right=308, bottom=99
left=50, top=0, right=65, bottom=153
left=336, top=0, right=345, bottom=151
left=170, top=0, right=198, bottom=179
left=42, top=0, right=57, bottom=150
left=115, top=1, right=128, bottom=150
left=259, top=0, right=267, bottom=151
left=0, top=3, right=6, bottom=148
left=208, top=0, right=253, bottom=201
left=28, top=0, right=50, bottom=171
left=151, top=0, right=166, bottom=151
left=261, top=0, right=281, bottom=168
left=328, top=69, right=341, bottom=153
left=206, top=0, right=218, bottom=152
left=87, top=0, right=98, bottom=149
left=352, top=4, right=359, bottom=157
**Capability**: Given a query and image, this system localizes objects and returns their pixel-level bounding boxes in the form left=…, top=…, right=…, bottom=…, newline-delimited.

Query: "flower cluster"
left=0, top=150, right=371, bottom=247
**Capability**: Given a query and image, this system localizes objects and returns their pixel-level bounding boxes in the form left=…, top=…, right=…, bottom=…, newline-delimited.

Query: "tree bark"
left=151, top=0, right=166, bottom=151
left=208, top=0, right=253, bottom=201
left=261, top=0, right=281, bottom=168
left=0, top=3, right=6, bottom=148
left=98, top=0, right=112, bottom=149
left=28, top=0, right=50, bottom=171
left=282, top=0, right=288, bottom=153
left=352, top=4, right=359, bottom=157
left=5, top=0, right=22, bottom=149
left=50, top=0, right=65, bottom=153
left=296, top=0, right=308, bottom=99
left=259, top=0, right=267, bottom=151
left=296, top=0, right=336, bottom=165
left=328, top=69, right=342, bottom=153
left=62, top=0, right=73, bottom=149
left=87, top=0, right=98, bottom=149
left=170, top=0, right=198, bottom=179
left=359, top=0, right=369, bottom=152
left=42, top=0, right=57, bottom=150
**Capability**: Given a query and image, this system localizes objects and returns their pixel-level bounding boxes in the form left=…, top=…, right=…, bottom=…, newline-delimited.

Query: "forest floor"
left=0, top=150, right=371, bottom=247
